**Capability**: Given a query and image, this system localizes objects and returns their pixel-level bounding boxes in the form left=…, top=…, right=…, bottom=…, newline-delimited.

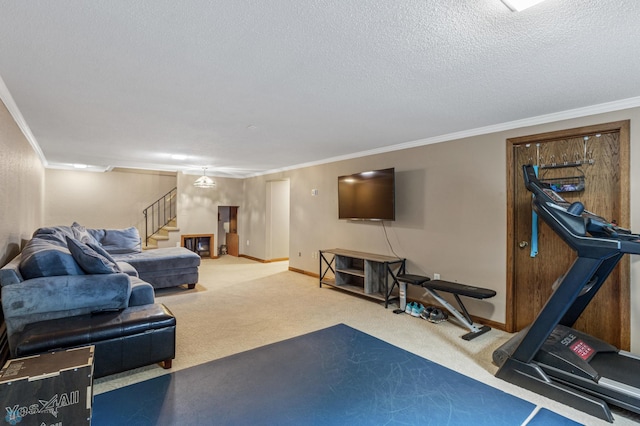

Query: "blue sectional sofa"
left=0, top=223, right=200, bottom=377
left=84, top=225, right=201, bottom=290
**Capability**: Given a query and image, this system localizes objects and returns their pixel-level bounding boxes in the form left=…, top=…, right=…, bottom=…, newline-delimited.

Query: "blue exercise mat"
left=93, top=324, right=581, bottom=425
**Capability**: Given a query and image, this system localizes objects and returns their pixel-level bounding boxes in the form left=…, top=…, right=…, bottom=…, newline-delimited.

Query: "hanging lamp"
left=193, top=168, right=216, bottom=188
left=501, top=0, right=545, bottom=11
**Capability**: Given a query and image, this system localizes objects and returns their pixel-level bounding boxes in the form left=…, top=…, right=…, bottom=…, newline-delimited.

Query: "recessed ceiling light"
left=171, top=154, right=188, bottom=160
left=73, top=163, right=88, bottom=169
left=501, top=0, right=546, bottom=11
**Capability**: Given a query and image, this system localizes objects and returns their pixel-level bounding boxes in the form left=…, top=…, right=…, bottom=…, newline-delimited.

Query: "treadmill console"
left=522, top=165, right=639, bottom=242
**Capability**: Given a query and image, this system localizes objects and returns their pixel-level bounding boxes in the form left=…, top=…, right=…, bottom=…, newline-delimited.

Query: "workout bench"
left=396, top=274, right=496, bottom=340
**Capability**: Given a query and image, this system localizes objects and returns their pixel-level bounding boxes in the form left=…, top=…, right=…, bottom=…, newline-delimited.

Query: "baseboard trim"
left=288, top=267, right=319, bottom=278
left=239, top=254, right=264, bottom=262
left=239, top=255, right=289, bottom=263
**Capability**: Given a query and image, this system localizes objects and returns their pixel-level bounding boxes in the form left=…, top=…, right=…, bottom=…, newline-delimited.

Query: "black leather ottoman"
left=12, top=303, right=176, bottom=378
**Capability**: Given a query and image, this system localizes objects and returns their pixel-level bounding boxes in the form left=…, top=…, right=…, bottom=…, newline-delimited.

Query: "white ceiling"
left=2, top=0, right=640, bottom=177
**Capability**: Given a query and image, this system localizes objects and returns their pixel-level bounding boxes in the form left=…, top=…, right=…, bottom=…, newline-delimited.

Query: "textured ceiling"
left=1, top=0, right=640, bottom=177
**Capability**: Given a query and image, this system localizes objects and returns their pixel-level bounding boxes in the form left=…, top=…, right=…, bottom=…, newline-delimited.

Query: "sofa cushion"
left=0, top=255, right=24, bottom=286
left=115, top=261, right=138, bottom=277
left=71, top=222, right=101, bottom=246
left=112, top=247, right=200, bottom=272
left=19, top=238, right=84, bottom=279
left=90, top=227, right=142, bottom=254
left=128, top=276, right=155, bottom=306
left=2, top=272, right=132, bottom=339
left=31, top=226, right=75, bottom=247
left=66, top=236, right=120, bottom=274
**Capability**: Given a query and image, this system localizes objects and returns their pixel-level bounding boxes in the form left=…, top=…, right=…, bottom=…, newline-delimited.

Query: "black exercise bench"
left=396, top=274, right=496, bottom=340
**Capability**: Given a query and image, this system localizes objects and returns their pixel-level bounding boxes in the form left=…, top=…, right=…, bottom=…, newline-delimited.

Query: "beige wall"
left=44, top=168, right=177, bottom=236
left=242, top=106, right=640, bottom=352
left=0, top=99, right=44, bottom=266
left=4, top=92, right=640, bottom=352
left=266, top=180, right=290, bottom=260
left=176, top=172, right=245, bottom=256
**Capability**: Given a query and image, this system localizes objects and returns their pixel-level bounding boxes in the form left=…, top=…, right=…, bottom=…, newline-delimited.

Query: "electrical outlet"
left=298, top=252, right=302, bottom=257
left=246, top=240, right=250, bottom=246
left=433, top=273, right=440, bottom=280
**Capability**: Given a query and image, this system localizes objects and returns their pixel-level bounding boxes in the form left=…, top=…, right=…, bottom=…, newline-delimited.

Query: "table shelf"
left=319, top=249, right=405, bottom=308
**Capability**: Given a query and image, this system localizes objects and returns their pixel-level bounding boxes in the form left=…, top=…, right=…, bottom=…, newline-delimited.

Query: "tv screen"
left=338, top=168, right=395, bottom=221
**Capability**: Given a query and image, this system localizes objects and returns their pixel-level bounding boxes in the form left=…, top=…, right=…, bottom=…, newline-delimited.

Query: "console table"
left=319, top=249, right=405, bottom=308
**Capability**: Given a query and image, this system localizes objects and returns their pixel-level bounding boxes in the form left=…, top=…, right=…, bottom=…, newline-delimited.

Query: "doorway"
left=506, top=120, right=630, bottom=349
left=266, top=180, right=290, bottom=261
left=218, top=206, right=239, bottom=256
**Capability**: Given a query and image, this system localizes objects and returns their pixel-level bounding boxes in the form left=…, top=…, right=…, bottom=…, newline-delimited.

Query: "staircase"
left=143, top=218, right=181, bottom=250
left=143, top=188, right=180, bottom=250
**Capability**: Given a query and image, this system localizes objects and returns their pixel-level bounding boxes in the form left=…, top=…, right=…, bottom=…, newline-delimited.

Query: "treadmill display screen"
left=570, top=339, right=595, bottom=361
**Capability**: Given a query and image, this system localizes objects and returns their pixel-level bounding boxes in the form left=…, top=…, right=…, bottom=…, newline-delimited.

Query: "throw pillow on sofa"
left=71, top=222, right=101, bottom=246
left=66, top=236, right=120, bottom=274
left=86, top=241, right=120, bottom=267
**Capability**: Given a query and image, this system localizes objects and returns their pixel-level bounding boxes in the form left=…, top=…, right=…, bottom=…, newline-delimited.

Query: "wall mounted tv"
left=338, top=167, right=395, bottom=221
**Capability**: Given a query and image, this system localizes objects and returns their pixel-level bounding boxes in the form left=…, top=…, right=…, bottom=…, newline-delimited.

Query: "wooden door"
left=226, top=206, right=239, bottom=256
left=506, top=121, right=630, bottom=349
left=227, top=233, right=239, bottom=257
left=229, top=207, right=238, bottom=233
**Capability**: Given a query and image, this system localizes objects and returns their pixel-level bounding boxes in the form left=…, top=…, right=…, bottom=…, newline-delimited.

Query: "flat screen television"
left=338, top=167, right=395, bottom=221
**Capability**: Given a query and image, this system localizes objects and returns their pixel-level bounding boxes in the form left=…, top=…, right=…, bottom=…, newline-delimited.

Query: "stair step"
left=142, top=243, right=158, bottom=250
left=150, top=235, right=170, bottom=241
left=162, top=226, right=180, bottom=232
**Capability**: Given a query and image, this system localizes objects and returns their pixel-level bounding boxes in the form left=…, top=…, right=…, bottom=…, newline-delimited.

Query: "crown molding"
left=0, top=74, right=48, bottom=167
left=253, top=96, right=640, bottom=178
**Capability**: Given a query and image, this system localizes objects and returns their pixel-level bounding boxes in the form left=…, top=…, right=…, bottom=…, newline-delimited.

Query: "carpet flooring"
left=92, top=324, right=580, bottom=425
left=92, top=257, right=640, bottom=425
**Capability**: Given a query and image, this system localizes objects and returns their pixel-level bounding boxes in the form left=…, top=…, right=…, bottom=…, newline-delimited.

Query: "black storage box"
left=0, top=346, right=94, bottom=425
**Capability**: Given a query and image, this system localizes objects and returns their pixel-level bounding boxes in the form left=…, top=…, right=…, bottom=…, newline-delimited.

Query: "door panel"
left=509, top=123, right=629, bottom=349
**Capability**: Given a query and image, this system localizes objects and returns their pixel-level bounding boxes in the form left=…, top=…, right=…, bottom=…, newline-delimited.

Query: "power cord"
left=381, top=221, right=402, bottom=260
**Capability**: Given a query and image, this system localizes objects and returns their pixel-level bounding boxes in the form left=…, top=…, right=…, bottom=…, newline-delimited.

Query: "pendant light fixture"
left=501, top=0, right=545, bottom=11
left=193, top=167, right=216, bottom=188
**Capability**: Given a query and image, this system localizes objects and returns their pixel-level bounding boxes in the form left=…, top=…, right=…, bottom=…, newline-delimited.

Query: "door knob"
left=519, top=241, right=529, bottom=248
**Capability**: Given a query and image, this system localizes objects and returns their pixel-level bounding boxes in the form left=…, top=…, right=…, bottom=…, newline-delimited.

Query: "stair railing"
left=143, top=187, right=177, bottom=245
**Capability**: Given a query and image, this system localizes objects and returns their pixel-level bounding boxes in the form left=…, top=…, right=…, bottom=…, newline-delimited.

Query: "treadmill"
left=493, top=164, right=640, bottom=422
